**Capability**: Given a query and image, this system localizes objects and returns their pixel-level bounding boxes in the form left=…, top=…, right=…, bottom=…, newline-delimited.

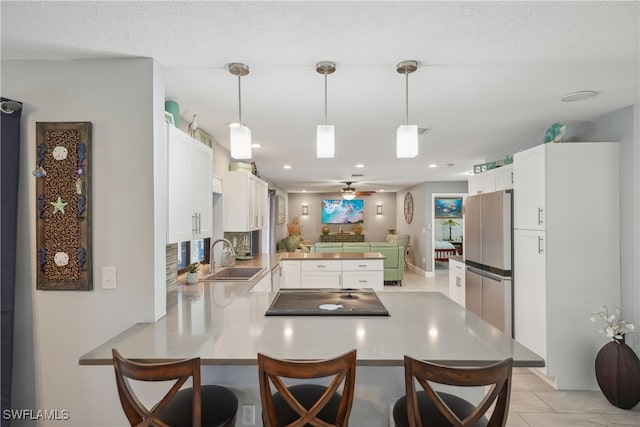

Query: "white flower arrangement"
left=590, top=306, right=635, bottom=342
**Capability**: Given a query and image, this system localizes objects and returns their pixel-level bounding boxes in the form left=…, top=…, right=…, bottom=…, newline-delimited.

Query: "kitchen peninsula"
left=80, top=257, right=543, bottom=426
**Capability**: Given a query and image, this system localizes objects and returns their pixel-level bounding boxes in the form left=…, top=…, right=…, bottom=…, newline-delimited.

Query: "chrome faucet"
left=209, top=238, right=236, bottom=273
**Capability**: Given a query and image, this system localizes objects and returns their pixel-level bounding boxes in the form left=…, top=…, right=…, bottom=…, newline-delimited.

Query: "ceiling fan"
left=340, top=181, right=376, bottom=199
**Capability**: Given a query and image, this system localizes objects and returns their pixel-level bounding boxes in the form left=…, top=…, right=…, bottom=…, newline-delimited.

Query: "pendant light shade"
left=397, top=125, right=418, bottom=158
left=396, top=60, right=418, bottom=158
left=341, top=182, right=357, bottom=200
left=316, top=125, right=334, bottom=158
left=229, top=63, right=251, bottom=159
left=230, top=124, right=252, bottom=159
left=316, top=61, right=336, bottom=158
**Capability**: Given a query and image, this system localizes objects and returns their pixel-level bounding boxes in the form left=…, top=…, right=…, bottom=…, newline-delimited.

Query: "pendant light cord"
left=237, top=74, right=242, bottom=125
left=324, top=72, right=328, bottom=125
left=405, top=69, right=409, bottom=125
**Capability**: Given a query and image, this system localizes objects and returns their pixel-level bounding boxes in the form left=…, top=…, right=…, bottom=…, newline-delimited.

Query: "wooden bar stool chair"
left=257, top=349, right=357, bottom=427
left=393, top=356, right=513, bottom=427
left=112, top=349, right=238, bottom=427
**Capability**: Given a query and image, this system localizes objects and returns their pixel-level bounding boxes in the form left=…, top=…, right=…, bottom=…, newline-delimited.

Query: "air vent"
left=418, top=127, right=431, bottom=135
left=351, top=173, right=364, bottom=177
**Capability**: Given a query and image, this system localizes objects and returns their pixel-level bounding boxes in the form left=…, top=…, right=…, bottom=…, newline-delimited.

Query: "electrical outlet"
left=241, top=404, right=255, bottom=425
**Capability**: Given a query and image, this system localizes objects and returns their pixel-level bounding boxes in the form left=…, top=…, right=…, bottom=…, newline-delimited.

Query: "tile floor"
left=385, top=263, right=640, bottom=425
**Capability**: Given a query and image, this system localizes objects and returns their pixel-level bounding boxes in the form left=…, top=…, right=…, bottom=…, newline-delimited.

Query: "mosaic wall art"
left=35, top=122, right=92, bottom=290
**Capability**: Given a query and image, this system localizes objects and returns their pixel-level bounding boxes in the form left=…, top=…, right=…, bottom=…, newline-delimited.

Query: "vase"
left=322, top=226, right=330, bottom=235
left=594, top=336, right=640, bottom=409
left=386, top=229, right=395, bottom=242
left=283, top=235, right=301, bottom=252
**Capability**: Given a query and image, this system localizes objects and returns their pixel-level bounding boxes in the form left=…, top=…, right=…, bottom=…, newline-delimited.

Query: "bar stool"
left=112, top=349, right=238, bottom=427
left=257, top=349, right=357, bottom=427
left=393, top=356, right=513, bottom=427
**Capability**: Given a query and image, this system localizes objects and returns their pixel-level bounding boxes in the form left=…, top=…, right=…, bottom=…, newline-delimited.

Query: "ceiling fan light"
left=317, top=125, right=334, bottom=158
left=230, top=125, right=252, bottom=159
left=397, top=125, right=418, bottom=158
left=342, top=191, right=356, bottom=200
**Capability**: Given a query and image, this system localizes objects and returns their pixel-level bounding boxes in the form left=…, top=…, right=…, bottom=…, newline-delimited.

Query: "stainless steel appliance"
left=465, top=191, right=513, bottom=336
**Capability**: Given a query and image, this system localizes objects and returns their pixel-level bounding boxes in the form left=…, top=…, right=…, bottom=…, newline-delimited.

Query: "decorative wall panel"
left=35, top=122, right=92, bottom=290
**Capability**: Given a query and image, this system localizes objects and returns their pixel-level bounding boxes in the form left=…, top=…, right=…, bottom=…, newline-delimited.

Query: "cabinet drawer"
left=300, top=272, right=341, bottom=288
left=342, top=271, right=383, bottom=291
left=341, top=260, right=383, bottom=271
left=300, top=260, right=342, bottom=272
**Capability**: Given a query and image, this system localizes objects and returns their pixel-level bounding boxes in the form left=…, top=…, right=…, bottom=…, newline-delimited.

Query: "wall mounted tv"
left=321, top=199, right=364, bottom=224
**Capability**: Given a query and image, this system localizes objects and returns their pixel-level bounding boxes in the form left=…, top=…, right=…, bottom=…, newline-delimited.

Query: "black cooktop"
left=265, top=289, right=389, bottom=316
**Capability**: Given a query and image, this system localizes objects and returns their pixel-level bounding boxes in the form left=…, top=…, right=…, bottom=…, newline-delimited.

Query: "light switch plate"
left=102, top=267, right=116, bottom=289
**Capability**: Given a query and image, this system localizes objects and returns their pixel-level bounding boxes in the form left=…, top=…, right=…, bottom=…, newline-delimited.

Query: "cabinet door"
left=513, top=229, right=547, bottom=362
left=513, top=145, right=546, bottom=230
left=258, top=180, right=268, bottom=229
left=448, top=260, right=465, bottom=306
left=223, top=171, right=251, bottom=231
left=465, top=268, right=483, bottom=318
left=495, top=164, right=513, bottom=191
left=467, top=173, right=482, bottom=195
left=167, top=126, right=194, bottom=243
left=481, top=169, right=496, bottom=193
left=300, top=272, right=342, bottom=288
left=279, top=261, right=300, bottom=289
left=342, top=271, right=383, bottom=291
left=192, top=142, right=213, bottom=238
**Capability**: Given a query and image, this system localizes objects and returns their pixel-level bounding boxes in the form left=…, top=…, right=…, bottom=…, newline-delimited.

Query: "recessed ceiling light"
left=560, top=90, right=597, bottom=102
left=302, top=189, right=307, bottom=192
left=251, top=143, right=262, bottom=148
left=283, top=164, right=292, bottom=169
left=379, top=189, right=385, bottom=192
left=355, top=164, right=364, bottom=168
left=428, top=163, right=437, bottom=168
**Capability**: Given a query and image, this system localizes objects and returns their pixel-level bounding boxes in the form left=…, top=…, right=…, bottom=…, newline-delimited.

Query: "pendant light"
left=341, top=182, right=357, bottom=200
left=228, top=63, right=251, bottom=159
left=316, top=61, right=336, bottom=158
left=396, top=60, right=418, bottom=158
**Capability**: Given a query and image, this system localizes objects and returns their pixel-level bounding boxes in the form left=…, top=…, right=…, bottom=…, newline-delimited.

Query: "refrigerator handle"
left=538, top=236, right=544, bottom=254
left=537, top=207, right=544, bottom=225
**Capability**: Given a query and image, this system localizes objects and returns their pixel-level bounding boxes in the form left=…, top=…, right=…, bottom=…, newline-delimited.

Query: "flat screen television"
left=321, top=199, right=364, bottom=224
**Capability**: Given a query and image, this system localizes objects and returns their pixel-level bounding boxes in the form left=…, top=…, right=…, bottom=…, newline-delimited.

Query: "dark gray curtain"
left=1, top=97, right=22, bottom=426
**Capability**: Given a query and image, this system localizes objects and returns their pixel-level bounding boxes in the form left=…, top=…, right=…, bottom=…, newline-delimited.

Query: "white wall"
left=4, top=58, right=164, bottom=426
left=396, top=182, right=468, bottom=275
left=287, top=192, right=397, bottom=243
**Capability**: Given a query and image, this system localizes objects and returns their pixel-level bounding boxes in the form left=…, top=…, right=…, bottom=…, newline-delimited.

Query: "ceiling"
left=2, top=1, right=638, bottom=193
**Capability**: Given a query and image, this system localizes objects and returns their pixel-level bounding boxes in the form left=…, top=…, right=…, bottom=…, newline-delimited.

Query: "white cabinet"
left=494, top=164, right=513, bottom=191
left=166, top=124, right=213, bottom=244
left=468, top=165, right=513, bottom=195
left=447, top=258, right=465, bottom=306
left=223, top=171, right=268, bottom=231
left=301, top=261, right=342, bottom=288
left=513, top=142, right=620, bottom=390
left=513, top=145, right=545, bottom=230
left=280, top=260, right=301, bottom=289
left=280, top=259, right=383, bottom=291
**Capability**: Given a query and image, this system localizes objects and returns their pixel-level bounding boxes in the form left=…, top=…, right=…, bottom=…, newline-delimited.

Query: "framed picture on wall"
left=277, top=196, right=286, bottom=224
left=434, top=197, right=462, bottom=218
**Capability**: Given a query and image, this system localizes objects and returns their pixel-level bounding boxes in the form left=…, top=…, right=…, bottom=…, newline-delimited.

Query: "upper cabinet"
left=223, top=171, right=269, bottom=231
left=467, top=164, right=513, bottom=195
left=166, top=124, right=213, bottom=243
left=513, top=145, right=546, bottom=230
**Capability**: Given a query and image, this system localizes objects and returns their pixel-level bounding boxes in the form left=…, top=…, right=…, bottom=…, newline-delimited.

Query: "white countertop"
left=80, top=281, right=543, bottom=368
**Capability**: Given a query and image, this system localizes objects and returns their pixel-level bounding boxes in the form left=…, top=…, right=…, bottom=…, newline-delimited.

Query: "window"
left=177, top=238, right=210, bottom=273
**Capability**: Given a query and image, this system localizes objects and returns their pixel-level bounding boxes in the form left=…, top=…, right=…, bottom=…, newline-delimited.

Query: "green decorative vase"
left=283, top=235, right=301, bottom=252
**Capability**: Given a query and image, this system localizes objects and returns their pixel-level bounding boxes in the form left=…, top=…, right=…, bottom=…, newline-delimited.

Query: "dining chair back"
left=112, top=348, right=237, bottom=427
left=393, top=356, right=513, bottom=427
left=257, top=349, right=357, bottom=427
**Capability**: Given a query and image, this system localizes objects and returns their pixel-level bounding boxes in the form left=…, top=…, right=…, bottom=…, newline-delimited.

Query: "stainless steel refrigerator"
left=465, top=191, right=513, bottom=336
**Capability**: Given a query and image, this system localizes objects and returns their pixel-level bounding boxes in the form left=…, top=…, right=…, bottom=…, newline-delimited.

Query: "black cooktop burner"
left=265, top=289, right=389, bottom=316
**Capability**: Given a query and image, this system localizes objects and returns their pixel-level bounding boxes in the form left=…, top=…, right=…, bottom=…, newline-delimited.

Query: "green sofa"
left=310, top=242, right=405, bottom=285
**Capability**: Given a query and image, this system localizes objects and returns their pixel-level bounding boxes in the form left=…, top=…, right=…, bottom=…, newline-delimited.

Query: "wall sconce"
left=376, top=205, right=383, bottom=215
left=301, top=205, right=309, bottom=216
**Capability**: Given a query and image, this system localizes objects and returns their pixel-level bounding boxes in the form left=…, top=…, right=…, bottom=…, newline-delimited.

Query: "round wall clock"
left=404, top=192, right=414, bottom=224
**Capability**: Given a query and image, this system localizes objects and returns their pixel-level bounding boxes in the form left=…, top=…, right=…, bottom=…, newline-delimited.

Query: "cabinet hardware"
left=192, top=214, right=198, bottom=234
left=358, top=280, right=368, bottom=283
left=537, top=207, right=544, bottom=225
left=358, top=264, right=367, bottom=267
left=538, top=236, right=544, bottom=254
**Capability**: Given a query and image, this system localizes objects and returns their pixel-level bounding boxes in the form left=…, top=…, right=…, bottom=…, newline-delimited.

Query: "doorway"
left=431, top=193, right=466, bottom=274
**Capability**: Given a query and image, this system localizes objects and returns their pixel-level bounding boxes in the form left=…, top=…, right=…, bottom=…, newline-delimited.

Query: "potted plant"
left=185, top=263, right=200, bottom=285
left=590, top=306, right=640, bottom=409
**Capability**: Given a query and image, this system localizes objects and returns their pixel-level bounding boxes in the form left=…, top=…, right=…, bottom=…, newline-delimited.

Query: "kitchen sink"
left=202, top=267, right=264, bottom=281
